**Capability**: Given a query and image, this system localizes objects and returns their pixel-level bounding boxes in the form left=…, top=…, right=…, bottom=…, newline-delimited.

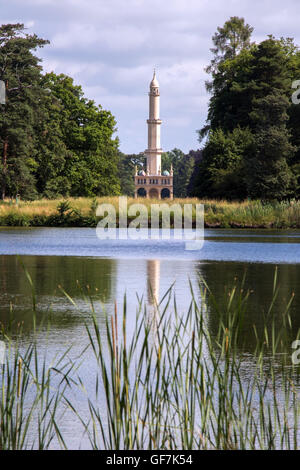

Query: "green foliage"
left=205, top=16, right=254, bottom=101
left=89, top=197, right=98, bottom=216
left=245, top=91, right=295, bottom=199
left=0, top=23, right=49, bottom=200
left=162, top=148, right=195, bottom=198
left=0, top=197, right=300, bottom=228
left=206, top=16, right=253, bottom=73
left=0, top=23, right=121, bottom=200
left=196, top=19, right=300, bottom=201
left=0, top=212, right=31, bottom=226
left=57, top=200, right=72, bottom=217
left=41, top=73, right=121, bottom=198
left=118, top=152, right=145, bottom=196
left=194, top=127, right=252, bottom=199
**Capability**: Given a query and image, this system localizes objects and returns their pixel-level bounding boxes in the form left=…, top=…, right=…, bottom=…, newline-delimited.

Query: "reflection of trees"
left=0, top=255, right=116, bottom=334
left=197, top=261, right=300, bottom=356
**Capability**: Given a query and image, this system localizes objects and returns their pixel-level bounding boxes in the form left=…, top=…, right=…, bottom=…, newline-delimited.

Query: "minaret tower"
left=145, top=70, right=162, bottom=175
left=134, top=71, right=173, bottom=199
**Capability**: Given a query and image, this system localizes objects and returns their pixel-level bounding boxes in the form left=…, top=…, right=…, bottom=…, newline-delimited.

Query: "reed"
left=0, top=338, right=75, bottom=449
left=67, top=270, right=300, bottom=450
left=0, top=269, right=299, bottom=449
left=0, top=272, right=77, bottom=450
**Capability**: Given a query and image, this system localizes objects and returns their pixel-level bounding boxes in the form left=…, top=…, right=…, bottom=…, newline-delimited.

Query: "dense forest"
left=1, top=20, right=300, bottom=200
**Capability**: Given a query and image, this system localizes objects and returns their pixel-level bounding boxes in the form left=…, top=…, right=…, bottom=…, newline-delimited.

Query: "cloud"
left=2, top=0, right=300, bottom=153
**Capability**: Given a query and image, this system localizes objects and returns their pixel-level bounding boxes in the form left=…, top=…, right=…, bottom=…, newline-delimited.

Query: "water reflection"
left=147, top=259, right=160, bottom=307
left=198, top=261, right=300, bottom=357
left=0, top=253, right=298, bottom=359
left=146, top=259, right=160, bottom=340
left=0, top=255, right=116, bottom=335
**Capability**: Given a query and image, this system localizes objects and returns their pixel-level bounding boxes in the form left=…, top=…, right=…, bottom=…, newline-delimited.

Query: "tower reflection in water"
left=146, top=259, right=160, bottom=335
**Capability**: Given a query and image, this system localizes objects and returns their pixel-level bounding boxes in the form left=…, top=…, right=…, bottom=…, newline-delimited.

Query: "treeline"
left=2, top=20, right=300, bottom=202
left=191, top=17, right=300, bottom=200
left=0, top=23, right=120, bottom=200
left=118, top=148, right=202, bottom=198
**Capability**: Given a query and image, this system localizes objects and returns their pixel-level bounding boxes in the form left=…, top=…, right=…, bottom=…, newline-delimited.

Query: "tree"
left=0, top=23, right=122, bottom=200
left=242, top=39, right=295, bottom=199
left=118, top=152, right=145, bottom=196
left=193, top=127, right=252, bottom=199
left=0, top=23, right=49, bottom=199
left=197, top=25, right=299, bottom=201
left=201, top=47, right=255, bottom=139
left=186, top=149, right=203, bottom=196
left=245, top=92, right=295, bottom=199
left=40, top=72, right=120, bottom=197
left=34, top=76, right=72, bottom=197
left=200, top=18, right=254, bottom=141
left=161, top=148, right=194, bottom=198
left=205, top=16, right=253, bottom=90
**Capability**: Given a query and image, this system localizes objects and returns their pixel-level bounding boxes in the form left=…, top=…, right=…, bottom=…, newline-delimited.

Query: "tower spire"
left=134, top=71, right=173, bottom=199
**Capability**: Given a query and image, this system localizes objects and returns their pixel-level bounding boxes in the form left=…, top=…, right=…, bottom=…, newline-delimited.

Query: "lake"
left=0, top=227, right=299, bottom=448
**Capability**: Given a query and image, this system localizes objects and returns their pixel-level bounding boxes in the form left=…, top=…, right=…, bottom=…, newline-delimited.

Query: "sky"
left=2, top=0, right=300, bottom=154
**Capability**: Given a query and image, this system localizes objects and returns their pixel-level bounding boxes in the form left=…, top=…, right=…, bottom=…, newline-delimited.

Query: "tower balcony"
left=135, top=175, right=173, bottom=186
left=145, top=148, right=163, bottom=153
left=147, top=119, right=162, bottom=125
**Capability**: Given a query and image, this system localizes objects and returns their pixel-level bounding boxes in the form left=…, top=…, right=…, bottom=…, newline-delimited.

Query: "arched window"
left=137, top=187, right=147, bottom=198
left=161, top=188, right=170, bottom=199
left=149, top=188, right=159, bottom=199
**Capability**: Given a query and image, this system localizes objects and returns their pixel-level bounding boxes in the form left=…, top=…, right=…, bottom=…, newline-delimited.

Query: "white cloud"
left=3, top=0, right=300, bottom=152
left=24, top=20, right=35, bottom=28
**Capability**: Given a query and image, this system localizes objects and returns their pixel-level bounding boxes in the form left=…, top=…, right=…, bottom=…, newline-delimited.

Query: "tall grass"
left=0, top=272, right=77, bottom=450
left=0, top=339, right=74, bottom=449
left=0, top=270, right=299, bottom=449
left=0, top=197, right=299, bottom=228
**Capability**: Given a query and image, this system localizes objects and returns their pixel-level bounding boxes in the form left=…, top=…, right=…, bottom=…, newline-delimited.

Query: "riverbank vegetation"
left=0, top=197, right=299, bottom=228
left=0, top=270, right=299, bottom=449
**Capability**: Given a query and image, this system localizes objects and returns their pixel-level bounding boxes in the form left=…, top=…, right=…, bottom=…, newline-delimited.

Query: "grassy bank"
left=0, top=197, right=300, bottom=228
left=1, top=271, right=300, bottom=449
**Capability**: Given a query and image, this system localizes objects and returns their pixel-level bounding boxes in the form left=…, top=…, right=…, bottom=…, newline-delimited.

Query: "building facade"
left=134, top=71, right=173, bottom=199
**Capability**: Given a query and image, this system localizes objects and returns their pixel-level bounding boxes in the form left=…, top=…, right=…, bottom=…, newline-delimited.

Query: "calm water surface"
left=0, top=227, right=299, bottom=448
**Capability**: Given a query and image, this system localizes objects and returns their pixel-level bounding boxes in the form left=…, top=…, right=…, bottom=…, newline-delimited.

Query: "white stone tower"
left=134, top=71, right=173, bottom=199
left=145, top=70, right=162, bottom=175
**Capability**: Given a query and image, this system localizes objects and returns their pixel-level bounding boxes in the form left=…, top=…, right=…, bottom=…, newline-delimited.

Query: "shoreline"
left=0, top=219, right=298, bottom=229
left=0, top=197, right=299, bottom=229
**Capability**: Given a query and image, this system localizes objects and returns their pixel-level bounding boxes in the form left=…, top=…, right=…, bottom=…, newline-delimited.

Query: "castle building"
left=134, top=71, right=173, bottom=199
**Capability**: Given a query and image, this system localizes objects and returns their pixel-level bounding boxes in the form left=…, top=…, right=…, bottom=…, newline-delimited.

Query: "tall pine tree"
left=0, top=23, right=49, bottom=199
left=244, top=39, right=295, bottom=199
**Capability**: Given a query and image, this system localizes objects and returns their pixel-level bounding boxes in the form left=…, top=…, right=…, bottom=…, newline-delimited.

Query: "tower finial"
left=150, top=68, right=159, bottom=88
